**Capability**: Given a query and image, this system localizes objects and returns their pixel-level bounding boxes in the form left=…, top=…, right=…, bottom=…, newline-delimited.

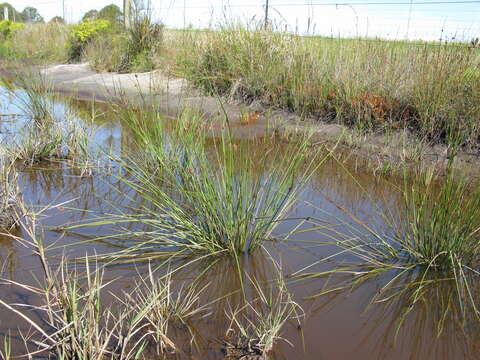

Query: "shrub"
left=0, top=20, right=24, bottom=39
left=67, top=19, right=111, bottom=61
left=85, top=13, right=164, bottom=73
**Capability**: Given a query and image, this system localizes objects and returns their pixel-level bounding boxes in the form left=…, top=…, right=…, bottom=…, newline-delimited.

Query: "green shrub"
left=84, top=15, right=163, bottom=73
left=67, top=19, right=111, bottom=61
left=0, top=20, right=24, bottom=39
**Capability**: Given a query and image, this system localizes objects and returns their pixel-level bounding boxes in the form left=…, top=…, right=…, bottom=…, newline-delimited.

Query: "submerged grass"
left=225, top=270, right=302, bottom=357
left=122, top=266, right=209, bottom=354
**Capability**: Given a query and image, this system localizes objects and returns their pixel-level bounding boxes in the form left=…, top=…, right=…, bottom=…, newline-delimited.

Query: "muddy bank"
left=10, top=63, right=480, bottom=177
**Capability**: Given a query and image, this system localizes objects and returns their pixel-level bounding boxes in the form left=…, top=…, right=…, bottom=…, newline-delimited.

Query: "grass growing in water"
left=2, top=74, right=93, bottom=166
left=77, top=108, right=324, bottom=259
left=301, top=167, right=480, bottom=329
left=225, top=270, right=302, bottom=357
left=123, top=267, right=209, bottom=354
left=0, top=156, right=21, bottom=229
left=401, top=170, right=480, bottom=270
left=0, top=208, right=210, bottom=359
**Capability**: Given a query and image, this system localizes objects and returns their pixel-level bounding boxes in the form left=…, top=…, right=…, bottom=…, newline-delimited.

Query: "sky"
left=8, top=0, right=480, bottom=41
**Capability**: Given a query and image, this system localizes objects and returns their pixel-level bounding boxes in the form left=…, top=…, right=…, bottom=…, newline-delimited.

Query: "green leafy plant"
left=67, top=19, right=111, bottom=61
left=0, top=20, right=24, bottom=39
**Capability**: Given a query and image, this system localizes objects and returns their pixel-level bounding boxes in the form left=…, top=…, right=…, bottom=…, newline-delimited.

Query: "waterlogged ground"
left=0, top=85, right=479, bottom=359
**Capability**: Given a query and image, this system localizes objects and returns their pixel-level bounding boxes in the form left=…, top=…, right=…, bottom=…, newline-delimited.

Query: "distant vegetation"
left=0, top=2, right=43, bottom=23
left=0, top=3, right=479, bottom=150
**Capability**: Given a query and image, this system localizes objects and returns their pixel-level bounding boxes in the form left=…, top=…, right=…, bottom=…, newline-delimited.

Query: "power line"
left=149, top=1, right=480, bottom=11
left=269, top=0, right=480, bottom=5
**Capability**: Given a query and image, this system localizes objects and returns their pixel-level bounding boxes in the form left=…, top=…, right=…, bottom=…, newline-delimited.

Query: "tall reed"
left=176, top=25, right=480, bottom=147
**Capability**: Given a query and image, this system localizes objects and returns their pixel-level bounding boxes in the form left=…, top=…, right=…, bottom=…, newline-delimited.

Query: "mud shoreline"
left=5, top=62, right=479, bottom=178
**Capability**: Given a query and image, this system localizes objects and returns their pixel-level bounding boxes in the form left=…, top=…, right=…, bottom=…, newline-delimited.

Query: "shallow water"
left=0, top=85, right=478, bottom=359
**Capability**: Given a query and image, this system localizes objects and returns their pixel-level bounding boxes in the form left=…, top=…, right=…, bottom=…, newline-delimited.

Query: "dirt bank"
left=11, top=63, right=480, bottom=177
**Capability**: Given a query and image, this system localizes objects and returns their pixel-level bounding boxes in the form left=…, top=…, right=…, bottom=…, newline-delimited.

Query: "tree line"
left=0, top=3, right=123, bottom=24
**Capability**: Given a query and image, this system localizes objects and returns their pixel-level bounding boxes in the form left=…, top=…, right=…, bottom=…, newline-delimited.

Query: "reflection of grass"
left=307, top=266, right=479, bottom=359
left=301, top=167, right=480, bottom=332
left=73, top=108, right=324, bottom=260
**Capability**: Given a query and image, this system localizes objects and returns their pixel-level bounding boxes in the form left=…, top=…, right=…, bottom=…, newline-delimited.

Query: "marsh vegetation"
left=0, top=6, right=479, bottom=359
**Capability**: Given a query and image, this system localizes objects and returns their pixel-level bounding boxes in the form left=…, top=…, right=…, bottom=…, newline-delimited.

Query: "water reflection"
left=0, top=84, right=477, bottom=359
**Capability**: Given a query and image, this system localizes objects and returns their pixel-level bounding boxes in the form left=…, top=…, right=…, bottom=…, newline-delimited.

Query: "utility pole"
left=124, top=0, right=132, bottom=28
left=264, top=0, right=269, bottom=30
left=62, top=0, right=65, bottom=22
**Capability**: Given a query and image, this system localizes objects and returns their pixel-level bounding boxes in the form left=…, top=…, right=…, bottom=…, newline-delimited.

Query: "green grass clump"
left=85, top=12, right=163, bottom=73
left=4, top=74, right=91, bottom=166
left=76, top=108, right=322, bottom=259
left=126, top=114, right=314, bottom=256
left=303, top=167, right=480, bottom=329
left=401, top=171, right=480, bottom=269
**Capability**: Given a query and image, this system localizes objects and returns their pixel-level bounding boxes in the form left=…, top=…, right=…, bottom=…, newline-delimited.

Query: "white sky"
left=8, top=0, right=480, bottom=41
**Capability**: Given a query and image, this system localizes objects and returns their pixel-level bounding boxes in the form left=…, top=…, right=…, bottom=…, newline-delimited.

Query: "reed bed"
left=174, top=26, right=480, bottom=147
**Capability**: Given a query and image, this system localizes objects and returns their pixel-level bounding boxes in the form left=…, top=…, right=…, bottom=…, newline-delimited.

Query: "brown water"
left=0, top=87, right=478, bottom=359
